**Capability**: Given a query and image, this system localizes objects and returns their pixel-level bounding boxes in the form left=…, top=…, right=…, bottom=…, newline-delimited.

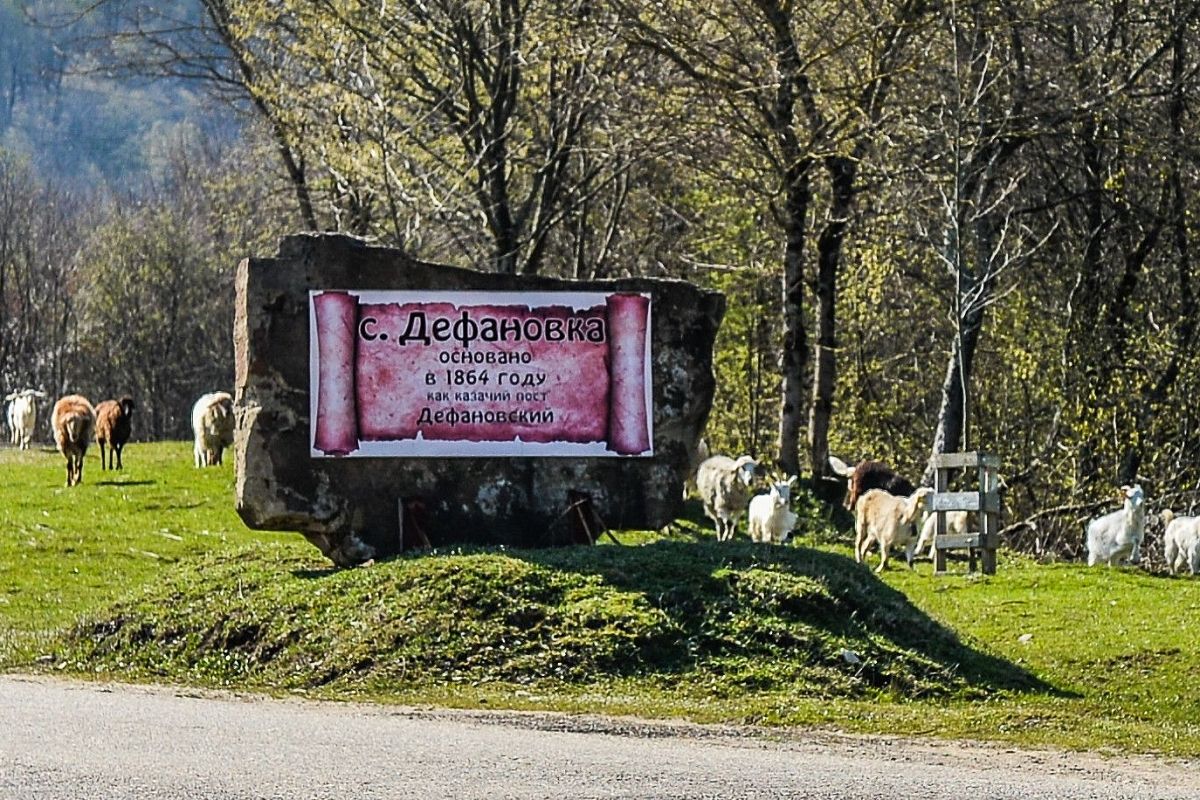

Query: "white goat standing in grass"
left=914, top=509, right=969, bottom=559
left=5, top=389, right=46, bottom=449
left=695, top=454, right=759, bottom=541
left=1161, top=510, right=1200, bottom=576
left=747, top=475, right=798, bottom=544
left=1086, top=484, right=1146, bottom=567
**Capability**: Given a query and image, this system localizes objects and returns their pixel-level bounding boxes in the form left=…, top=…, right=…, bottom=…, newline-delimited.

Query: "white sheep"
left=51, top=394, right=96, bottom=487
left=1086, top=484, right=1146, bottom=567
left=855, top=487, right=934, bottom=573
left=5, top=389, right=46, bottom=449
left=1161, top=510, right=1200, bottom=576
left=695, top=454, right=759, bottom=541
left=747, top=475, right=798, bottom=544
left=192, top=391, right=235, bottom=467
left=914, top=509, right=969, bottom=559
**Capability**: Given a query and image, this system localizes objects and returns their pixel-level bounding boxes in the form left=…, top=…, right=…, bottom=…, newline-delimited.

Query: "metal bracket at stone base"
left=234, top=233, right=724, bottom=565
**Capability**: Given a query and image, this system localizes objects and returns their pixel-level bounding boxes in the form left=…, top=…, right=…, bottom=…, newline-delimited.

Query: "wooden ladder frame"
left=930, top=452, right=1001, bottom=575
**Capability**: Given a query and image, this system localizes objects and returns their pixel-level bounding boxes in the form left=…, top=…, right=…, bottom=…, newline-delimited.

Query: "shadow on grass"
left=94, top=480, right=157, bottom=487
left=293, top=567, right=341, bottom=579
left=513, top=539, right=1070, bottom=698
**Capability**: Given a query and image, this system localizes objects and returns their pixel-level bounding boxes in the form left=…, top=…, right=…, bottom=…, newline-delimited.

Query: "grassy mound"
left=55, top=539, right=1043, bottom=701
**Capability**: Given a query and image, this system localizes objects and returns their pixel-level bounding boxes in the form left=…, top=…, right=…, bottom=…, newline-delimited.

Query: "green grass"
left=0, top=441, right=304, bottom=660
left=3, top=442, right=1200, bottom=755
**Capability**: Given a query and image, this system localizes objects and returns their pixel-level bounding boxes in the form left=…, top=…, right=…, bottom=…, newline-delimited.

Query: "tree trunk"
left=778, top=159, right=811, bottom=477
left=1118, top=3, right=1195, bottom=486
left=808, top=155, right=856, bottom=478
left=923, top=213, right=993, bottom=485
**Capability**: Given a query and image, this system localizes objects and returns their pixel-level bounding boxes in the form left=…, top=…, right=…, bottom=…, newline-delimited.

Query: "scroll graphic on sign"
left=310, top=291, right=653, bottom=457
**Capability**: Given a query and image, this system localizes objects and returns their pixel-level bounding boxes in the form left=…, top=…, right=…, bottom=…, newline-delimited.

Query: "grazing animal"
left=51, top=394, right=96, bottom=487
left=94, top=396, right=136, bottom=470
left=914, top=509, right=969, bottom=559
left=829, top=455, right=917, bottom=512
left=855, top=487, right=934, bottom=573
left=695, top=454, right=759, bottom=541
left=192, top=391, right=235, bottom=467
left=1086, top=484, right=1146, bottom=567
left=1161, top=510, right=1200, bottom=576
left=748, top=475, right=798, bottom=544
left=5, top=389, right=46, bottom=449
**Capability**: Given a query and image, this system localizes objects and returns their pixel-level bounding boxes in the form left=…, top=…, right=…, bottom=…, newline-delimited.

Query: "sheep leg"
left=99, top=442, right=108, bottom=471
left=876, top=543, right=889, bottom=573
left=115, top=444, right=123, bottom=470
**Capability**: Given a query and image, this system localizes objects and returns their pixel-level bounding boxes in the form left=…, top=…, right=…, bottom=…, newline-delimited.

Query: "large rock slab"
left=234, top=234, right=724, bottom=565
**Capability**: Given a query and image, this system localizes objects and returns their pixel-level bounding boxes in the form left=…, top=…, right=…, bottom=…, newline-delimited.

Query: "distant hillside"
left=0, top=0, right=239, bottom=190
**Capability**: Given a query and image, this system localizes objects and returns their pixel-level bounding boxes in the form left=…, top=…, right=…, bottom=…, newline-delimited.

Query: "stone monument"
left=234, top=234, right=724, bottom=565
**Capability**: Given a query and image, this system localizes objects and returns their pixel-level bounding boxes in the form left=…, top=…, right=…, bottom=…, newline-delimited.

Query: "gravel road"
left=2, top=675, right=1197, bottom=799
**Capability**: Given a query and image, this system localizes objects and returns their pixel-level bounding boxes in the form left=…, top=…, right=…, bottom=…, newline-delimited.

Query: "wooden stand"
left=398, top=498, right=432, bottom=552
left=564, top=490, right=621, bottom=546
left=930, top=452, right=1001, bottom=575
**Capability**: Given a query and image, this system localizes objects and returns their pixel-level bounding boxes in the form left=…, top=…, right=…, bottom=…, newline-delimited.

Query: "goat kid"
left=1161, top=510, right=1200, bottom=576
left=748, top=475, right=798, bottom=544
left=914, top=509, right=969, bottom=559
left=1086, top=484, right=1146, bottom=567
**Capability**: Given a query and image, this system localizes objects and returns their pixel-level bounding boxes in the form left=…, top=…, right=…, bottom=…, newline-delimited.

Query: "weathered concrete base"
left=234, top=234, right=724, bottom=564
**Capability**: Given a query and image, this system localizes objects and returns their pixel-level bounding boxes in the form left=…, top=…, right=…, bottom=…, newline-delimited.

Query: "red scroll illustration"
left=310, top=291, right=653, bottom=457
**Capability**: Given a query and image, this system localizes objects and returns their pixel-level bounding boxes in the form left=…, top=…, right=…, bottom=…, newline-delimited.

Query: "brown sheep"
left=94, top=396, right=135, bottom=470
left=52, top=394, right=96, bottom=487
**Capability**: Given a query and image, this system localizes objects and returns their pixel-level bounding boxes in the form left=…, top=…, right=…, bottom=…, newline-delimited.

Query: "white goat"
left=696, top=454, right=759, bottom=541
left=1086, top=484, right=1146, bottom=567
left=748, top=475, right=798, bottom=544
left=5, top=389, right=46, bottom=449
left=1161, top=510, right=1200, bottom=576
left=914, top=509, right=969, bottom=559
left=192, top=391, right=235, bottom=467
left=855, top=487, right=934, bottom=573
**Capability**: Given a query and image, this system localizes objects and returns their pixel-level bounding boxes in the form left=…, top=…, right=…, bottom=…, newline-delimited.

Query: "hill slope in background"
left=0, top=0, right=238, bottom=189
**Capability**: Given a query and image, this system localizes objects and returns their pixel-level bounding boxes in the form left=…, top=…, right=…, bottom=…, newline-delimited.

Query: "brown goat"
left=52, top=394, right=96, bottom=487
left=830, top=456, right=916, bottom=511
left=94, top=396, right=135, bottom=470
